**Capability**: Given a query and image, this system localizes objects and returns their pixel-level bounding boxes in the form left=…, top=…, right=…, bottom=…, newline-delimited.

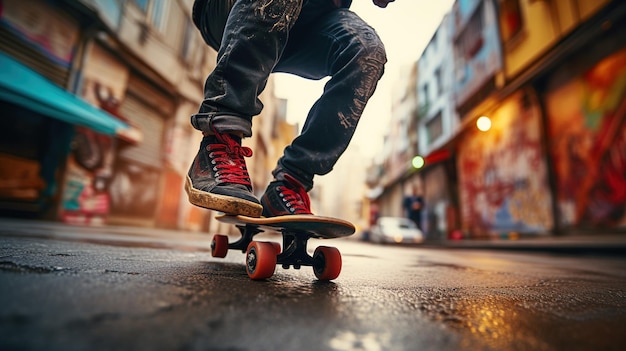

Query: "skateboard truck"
left=226, top=224, right=261, bottom=253
left=212, top=225, right=325, bottom=270
left=212, top=214, right=353, bottom=280
left=277, top=231, right=316, bottom=270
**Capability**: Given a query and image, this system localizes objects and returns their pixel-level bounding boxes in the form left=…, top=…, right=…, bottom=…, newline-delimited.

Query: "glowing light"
left=476, top=116, right=492, bottom=132
left=411, top=156, right=425, bottom=169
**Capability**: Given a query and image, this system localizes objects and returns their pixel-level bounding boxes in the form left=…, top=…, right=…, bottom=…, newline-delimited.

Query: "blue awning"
left=0, top=52, right=130, bottom=136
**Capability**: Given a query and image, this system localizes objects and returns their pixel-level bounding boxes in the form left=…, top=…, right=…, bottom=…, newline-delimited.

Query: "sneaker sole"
left=184, top=176, right=263, bottom=217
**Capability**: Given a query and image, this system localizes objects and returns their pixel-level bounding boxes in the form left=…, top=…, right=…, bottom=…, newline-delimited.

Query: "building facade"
left=454, top=0, right=625, bottom=237
left=370, top=0, right=626, bottom=239
left=417, top=13, right=459, bottom=239
left=372, top=63, right=420, bottom=223
left=0, top=0, right=291, bottom=231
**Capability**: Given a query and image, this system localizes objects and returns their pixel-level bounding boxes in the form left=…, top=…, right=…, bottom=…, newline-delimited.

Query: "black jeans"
left=191, top=0, right=386, bottom=190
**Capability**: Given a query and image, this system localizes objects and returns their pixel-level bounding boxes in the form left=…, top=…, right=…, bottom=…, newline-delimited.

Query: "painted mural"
left=458, top=92, right=553, bottom=236
left=545, top=48, right=626, bottom=229
left=61, top=127, right=114, bottom=226
left=59, top=44, right=128, bottom=225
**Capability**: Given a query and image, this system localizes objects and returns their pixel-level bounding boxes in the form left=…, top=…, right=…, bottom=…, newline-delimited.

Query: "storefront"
left=456, top=90, right=554, bottom=237
left=58, top=43, right=139, bottom=225
left=0, top=0, right=81, bottom=215
left=452, top=0, right=626, bottom=236
left=421, top=159, right=456, bottom=240
left=108, top=75, right=174, bottom=227
left=0, top=53, right=130, bottom=218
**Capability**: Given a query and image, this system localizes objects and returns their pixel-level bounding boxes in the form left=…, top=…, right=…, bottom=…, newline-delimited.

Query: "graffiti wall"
left=545, top=48, right=626, bottom=229
left=457, top=91, right=553, bottom=236
left=61, top=127, right=114, bottom=226
left=60, top=43, right=129, bottom=225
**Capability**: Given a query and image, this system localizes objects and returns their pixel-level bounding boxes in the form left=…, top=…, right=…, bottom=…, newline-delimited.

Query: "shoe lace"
left=207, top=132, right=252, bottom=186
left=278, top=174, right=312, bottom=214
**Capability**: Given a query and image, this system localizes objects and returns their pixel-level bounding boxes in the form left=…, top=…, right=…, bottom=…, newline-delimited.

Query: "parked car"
left=369, top=216, right=424, bottom=244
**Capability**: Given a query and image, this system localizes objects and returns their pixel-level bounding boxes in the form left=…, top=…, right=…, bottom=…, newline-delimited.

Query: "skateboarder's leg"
left=261, top=6, right=387, bottom=216
left=186, top=0, right=303, bottom=216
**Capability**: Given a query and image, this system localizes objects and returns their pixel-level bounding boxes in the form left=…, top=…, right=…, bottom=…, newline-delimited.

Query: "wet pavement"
left=1, top=220, right=625, bottom=350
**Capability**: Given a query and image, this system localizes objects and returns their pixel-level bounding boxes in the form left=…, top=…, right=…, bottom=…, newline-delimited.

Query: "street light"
left=476, top=116, right=492, bottom=132
left=411, top=155, right=425, bottom=169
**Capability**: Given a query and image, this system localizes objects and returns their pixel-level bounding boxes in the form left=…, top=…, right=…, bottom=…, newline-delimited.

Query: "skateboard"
left=212, top=214, right=355, bottom=281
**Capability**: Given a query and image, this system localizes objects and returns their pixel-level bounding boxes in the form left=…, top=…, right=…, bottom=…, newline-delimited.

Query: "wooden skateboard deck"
left=216, top=214, right=355, bottom=238
left=212, top=214, right=355, bottom=281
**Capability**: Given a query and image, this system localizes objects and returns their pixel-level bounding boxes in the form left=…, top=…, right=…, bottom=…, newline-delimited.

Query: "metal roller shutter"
left=118, top=93, right=165, bottom=168
left=0, top=26, right=70, bottom=87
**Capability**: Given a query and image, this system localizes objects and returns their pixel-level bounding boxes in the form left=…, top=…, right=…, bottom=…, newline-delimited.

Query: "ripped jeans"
left=191, top=0, right=386, bottom=190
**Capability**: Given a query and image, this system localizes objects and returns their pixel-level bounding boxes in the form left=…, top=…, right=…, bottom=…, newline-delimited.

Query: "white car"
left=370, top=216, right=424, bottom=244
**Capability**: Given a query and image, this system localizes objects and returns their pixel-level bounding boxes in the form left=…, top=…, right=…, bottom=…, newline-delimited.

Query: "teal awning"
left=0, top=52, right=129, bottom=136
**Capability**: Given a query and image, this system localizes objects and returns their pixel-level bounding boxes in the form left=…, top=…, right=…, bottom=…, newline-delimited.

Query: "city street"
left=1, top=2, right=625, bottom=351
left=1, top=220, right=625, bottom=351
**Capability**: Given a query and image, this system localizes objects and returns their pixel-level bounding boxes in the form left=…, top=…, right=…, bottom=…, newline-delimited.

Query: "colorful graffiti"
left=59, top=74, right=122, bottom=225
left=545, top=48, right=626, bottom=228
left=60, top=127, right=114, bottom=226
left=61, top=175, right=110, bottom=223
left=458, top=92, right=553, bottom=236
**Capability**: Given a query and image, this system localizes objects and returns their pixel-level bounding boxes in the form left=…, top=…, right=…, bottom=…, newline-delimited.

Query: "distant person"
left=186, top=0, right=394, bottom=217
left=403, top=185, right=424, bottom=230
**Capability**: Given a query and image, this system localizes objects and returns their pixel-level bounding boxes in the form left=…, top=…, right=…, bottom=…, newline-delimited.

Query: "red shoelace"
left=278, top=174, right=312, bottom=214
left=207, top=132, right=252, bottom=186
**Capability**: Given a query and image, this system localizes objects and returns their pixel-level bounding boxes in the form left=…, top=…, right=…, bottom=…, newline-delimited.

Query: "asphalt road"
left=1, top=222, right=625, bottom=351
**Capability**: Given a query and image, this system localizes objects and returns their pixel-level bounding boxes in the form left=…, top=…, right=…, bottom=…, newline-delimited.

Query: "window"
left=426, top=112, right=443, bottom=144
left=454, top=47, right=466, bottom=82
left=181, top=19, right=195, bottom=62
left=435, top=68, right=443, bottom=96
left=457, top=5, right=484, bottom=59
left=133, top=0, right=149, bottom=12
left=134, top=0, right=168, bottom=31
left=149, top=0, right=167, bottom=31
left=499, top=0, right=523, bottom=43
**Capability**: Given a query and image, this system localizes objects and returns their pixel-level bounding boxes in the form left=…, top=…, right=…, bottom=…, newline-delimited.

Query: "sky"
left=274, top=0, right=455, bottom=159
